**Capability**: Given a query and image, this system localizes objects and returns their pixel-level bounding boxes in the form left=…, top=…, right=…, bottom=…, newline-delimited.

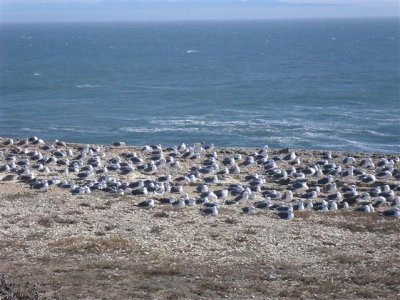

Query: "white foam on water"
left=47, top=126, right=107, bottom=134
left=75, top=84, right=103, bottom=89
left=362, top=130, right=394, bottom=137
left=119, top=126, right=202, bottom=134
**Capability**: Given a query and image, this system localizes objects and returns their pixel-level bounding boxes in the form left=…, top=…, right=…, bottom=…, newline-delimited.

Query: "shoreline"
left=0, top=136, right=400, bottom=156
left=1, top=135, right=399, bottom=156
left=0, top=136, right=399, bottom=299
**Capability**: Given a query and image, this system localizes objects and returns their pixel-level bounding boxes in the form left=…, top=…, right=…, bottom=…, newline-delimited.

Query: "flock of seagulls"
left=0, top=136, right=399, bottom=220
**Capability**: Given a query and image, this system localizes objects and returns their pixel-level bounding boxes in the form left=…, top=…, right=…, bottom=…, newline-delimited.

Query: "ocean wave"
left=148, top=118, right=308, bottom=129
left=132, top=85, right=192, bottom=91
left=47, top=126, right=108, bottom=134
left=75, top=84, right=104, bottom=89
left=20, top=127, right=41, bottom=132
left=119, top=126, right=202, bottom=134
left=361, top=130, right=395, bottom=137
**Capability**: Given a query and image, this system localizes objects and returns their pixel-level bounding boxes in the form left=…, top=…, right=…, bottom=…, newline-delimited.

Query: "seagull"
left=284, top=151, right=296, bottom=161
left=235, top=191, right=250, bottom=203
left=382, top=207, right=399, bottom=218
left=317, top=175, right=333, bottom=186
left=278, top=207, right=294, bottom=220
left=360, top=158, right=374, bottom=169
left=131, top=187, right=148, bottom=196
left=376, top=170, right=392, bottom=179
left=306, top=199, right=314, bottom=210
left=197, top=184, right=209, bottom=193
left=372, top=196, right=387, bottom=207
left=172, top=199, right=186, bottom=208
left=269, top=190, right=282, bottom=200
left=320, top=201, right=329, bottom=212
left=242, top=206, right=256, bottom=215
left=357, top=204, right=374, bottom=213
left=244, top=156, right=255, bottom=165
left=391, top=196, right=400, bottom=207
left=207, top=191, right=218, bottom=201
left=203, top=201, right=220, bottom=209
left=293, top=200, right=305, bottom=211
left=31, top=180, right=49, bottom=192
left=382, top=185, right=391, bottom=193
left=282, top=190, right=293, bottom=202
left=377, top=158, right=390, bottom=168
left=273, top=171, right=288, bottom=181
left=341, top=166, right=354, bottom=178
left=185, top=198, right=197, bottom=206
left=380, top=190, right=394, bottom=201
left=325, top=182, right=337, bottom=193
left=329, top=201, right=338, bottom=211
left=215, top=189, right=229, bottom=199
left=302, top=190, right=318, bottom=200
left=343, top=156, right=355, bottom=165
left=201, top=206, right=218, bottom=216
left=327, top=192, right=342, bottom=201
left=229, top=165, right=241, bottom=174
left=361, top=174, right=376, bottom=187
left=255, top=199, right=272, bottom=210
left=291, top=181, right=309, bottom=193
left=170, top=186, right=183, bottom=193
left=137, top=199, right=155, bottom=208
left=369, top=187, right=381, bottom=197
left=223, top=157, right=235, bottom=167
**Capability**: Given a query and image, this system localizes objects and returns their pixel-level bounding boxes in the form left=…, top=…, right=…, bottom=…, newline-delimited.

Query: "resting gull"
left=278, top=207, right=294, bottom=220
left=382, top=207, right=399, bottom=218
left=137, top=199, right=155, bottom=208
left=201, top=206, right=218, bottom=216
left=242, top=206, right=256, bottom=215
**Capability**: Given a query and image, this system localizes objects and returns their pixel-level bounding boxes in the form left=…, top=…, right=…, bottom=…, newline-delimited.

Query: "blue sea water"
left=0, top=18, right=399, bottom=153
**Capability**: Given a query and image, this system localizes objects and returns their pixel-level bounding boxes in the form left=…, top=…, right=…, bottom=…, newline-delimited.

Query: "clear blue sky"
left=0, top=0, right=398, bottom=23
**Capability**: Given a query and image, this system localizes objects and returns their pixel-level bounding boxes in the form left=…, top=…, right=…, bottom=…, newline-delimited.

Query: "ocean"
left=0, top=18, right=399, bottom=153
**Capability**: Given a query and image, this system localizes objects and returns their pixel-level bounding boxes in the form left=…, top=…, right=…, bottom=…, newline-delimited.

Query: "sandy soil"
left=0, top=137, right=399, bottom=299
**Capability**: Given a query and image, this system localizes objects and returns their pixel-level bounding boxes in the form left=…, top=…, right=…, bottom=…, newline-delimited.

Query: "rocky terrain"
left=0, top=136, right=399, bottom=299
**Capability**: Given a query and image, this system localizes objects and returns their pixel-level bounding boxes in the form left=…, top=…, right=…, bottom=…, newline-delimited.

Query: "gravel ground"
left=0, top=137, right=399, bottom=299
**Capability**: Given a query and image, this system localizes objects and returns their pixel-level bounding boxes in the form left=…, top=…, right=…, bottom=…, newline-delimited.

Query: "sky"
left=0, top=0, right=398, bottom=23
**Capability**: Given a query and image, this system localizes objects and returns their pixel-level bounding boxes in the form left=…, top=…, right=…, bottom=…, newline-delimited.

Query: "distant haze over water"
left=0, top=18, right=399, bottom=153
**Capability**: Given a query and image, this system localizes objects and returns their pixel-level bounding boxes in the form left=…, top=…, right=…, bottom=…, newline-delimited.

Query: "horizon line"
left=1, top=15, right=399, bottom=25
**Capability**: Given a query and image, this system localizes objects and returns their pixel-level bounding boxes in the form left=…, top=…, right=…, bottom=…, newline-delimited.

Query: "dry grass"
left=331, top=253, right=366, bottom=265
left=153, top=211, right=169, bottom=218
left=224, top=217, right=239, bottom=225
left=142, top=264, right=182, bottom=276
left=243, top=227, right=257, bottom=235
left=52, top=215, right=79, bottom=225
left=317, top=211, right=400, bottom=234
left=2, top=192, right=33, bottom=201
left=64, top=210, right=84, bottom=216
left=50, top=236, right=137, bottom=255
left=37, top=217, right=53, bottom=228
left=294, top=211, right=313, bottom=219
left=150, top=225, right=165, bottom=234
left=195, top=280, right=230, bottom=295
left=0, top=274, right=40, bottom=300
left=0, top=240, right=27, bottom=251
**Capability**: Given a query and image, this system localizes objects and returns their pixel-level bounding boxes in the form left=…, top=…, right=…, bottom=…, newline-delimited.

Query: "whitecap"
left=362, top=130, right=393, bottom=137
left=119, top=126, right=201, bottom=134
left=75, top=84, right=103, bottom=89
left=33, top=72, right=41, bottom=76
left=186, top=49, right=199, bottom=54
